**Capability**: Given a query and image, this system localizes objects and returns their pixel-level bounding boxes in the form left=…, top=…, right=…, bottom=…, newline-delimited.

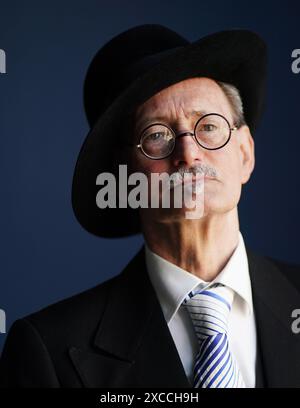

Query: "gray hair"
left=216, top=81, right=246, bottom=128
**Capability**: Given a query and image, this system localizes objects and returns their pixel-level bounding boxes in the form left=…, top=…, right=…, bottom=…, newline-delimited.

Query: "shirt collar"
left=145, top=230, right=253, bottom=324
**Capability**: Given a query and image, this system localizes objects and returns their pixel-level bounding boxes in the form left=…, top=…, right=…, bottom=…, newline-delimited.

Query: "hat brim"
left=72, top=29, right=267, bottom=238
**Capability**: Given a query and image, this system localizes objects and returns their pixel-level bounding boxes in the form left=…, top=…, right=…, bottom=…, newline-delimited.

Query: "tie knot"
left=182, top=283, right=234, bottom=338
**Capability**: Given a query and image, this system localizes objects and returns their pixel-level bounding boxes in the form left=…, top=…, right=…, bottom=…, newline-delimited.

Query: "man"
left=1, top=24, right=300, bottom=388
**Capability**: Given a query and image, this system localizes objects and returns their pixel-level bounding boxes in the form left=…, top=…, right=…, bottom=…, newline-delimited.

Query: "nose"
left=171, top=130, right=204, bottom=167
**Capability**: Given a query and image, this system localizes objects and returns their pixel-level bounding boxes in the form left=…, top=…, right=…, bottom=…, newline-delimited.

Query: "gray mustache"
left=166, top=164, right=217, bottom=190
left=177, top=164, right=217, bottom=178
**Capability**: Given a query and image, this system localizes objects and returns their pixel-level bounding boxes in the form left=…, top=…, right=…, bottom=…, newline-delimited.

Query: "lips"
left=171, top=175, right=205, bottom=189
left=182, top=174, right=206, bottom=183
left=166, top=172, right=215, bottom=190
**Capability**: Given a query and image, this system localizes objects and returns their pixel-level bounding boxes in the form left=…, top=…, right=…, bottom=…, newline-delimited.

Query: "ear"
left=238, top=125, right=255, bottom=184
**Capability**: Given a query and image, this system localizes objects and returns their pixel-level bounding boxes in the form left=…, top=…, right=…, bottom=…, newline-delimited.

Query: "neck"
left=140, top=208, right=240, bottom=281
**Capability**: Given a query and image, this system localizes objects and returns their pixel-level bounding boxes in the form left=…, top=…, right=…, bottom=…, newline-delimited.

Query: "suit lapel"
left=70, top=245, right=191, bottom=387
left=246, top=247, right=300, bottom=387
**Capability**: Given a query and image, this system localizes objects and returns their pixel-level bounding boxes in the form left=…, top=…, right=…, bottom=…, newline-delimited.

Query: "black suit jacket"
left=1, top=245, right=300, bottom=388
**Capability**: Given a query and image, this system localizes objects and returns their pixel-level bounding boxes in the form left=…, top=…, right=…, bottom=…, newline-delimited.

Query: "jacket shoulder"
left=246, top=245, right=300, bottom=292
left=24, top=272, right=120, bottom=335
left=265, top=255, right=300, bottom=292
left=0, top=273, right=123, bottom=387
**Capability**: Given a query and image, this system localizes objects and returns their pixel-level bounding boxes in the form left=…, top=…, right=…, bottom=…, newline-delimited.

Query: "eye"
left=141, top=125, right=174, bottom=146
left=148, top=132, right=164, bottom=141
left=200, top=123, right=218, bottom=132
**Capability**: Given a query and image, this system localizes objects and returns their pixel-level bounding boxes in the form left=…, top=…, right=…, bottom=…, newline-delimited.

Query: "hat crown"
left=84, top=24, right=189, bottom=127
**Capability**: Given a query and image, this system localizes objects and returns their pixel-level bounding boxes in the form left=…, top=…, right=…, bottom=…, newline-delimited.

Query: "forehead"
left=134, top=77, right=233, bottom=127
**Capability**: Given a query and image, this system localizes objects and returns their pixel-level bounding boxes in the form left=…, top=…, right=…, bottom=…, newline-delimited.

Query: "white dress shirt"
left=145, top=230, right=257, bottom=388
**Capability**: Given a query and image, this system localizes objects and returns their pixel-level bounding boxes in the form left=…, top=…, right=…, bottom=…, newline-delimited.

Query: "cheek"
left=212, top=149, right=242, bottom=187
left=130, top=152, right=170, bottom=176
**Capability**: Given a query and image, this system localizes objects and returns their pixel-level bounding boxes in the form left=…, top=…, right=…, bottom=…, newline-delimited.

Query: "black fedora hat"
left=72, top=24, right=267, bottom=238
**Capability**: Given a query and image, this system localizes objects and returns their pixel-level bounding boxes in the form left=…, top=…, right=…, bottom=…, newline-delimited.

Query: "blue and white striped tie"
left=182, top=283, right=246, bottom=388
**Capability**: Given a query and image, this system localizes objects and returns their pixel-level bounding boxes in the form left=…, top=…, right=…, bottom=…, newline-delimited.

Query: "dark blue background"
left=1, top=0, right=300, bottom=353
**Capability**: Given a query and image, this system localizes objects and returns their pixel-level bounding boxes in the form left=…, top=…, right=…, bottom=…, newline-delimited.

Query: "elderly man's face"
left=128, top=77, right=255, bottom=220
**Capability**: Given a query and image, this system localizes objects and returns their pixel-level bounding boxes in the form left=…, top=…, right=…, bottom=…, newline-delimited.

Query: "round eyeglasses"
left=129, top=113, right=238, bottom=160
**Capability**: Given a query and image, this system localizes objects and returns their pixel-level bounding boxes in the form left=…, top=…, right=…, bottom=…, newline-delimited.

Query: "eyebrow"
left=135, top=110, right=209, bottom=133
